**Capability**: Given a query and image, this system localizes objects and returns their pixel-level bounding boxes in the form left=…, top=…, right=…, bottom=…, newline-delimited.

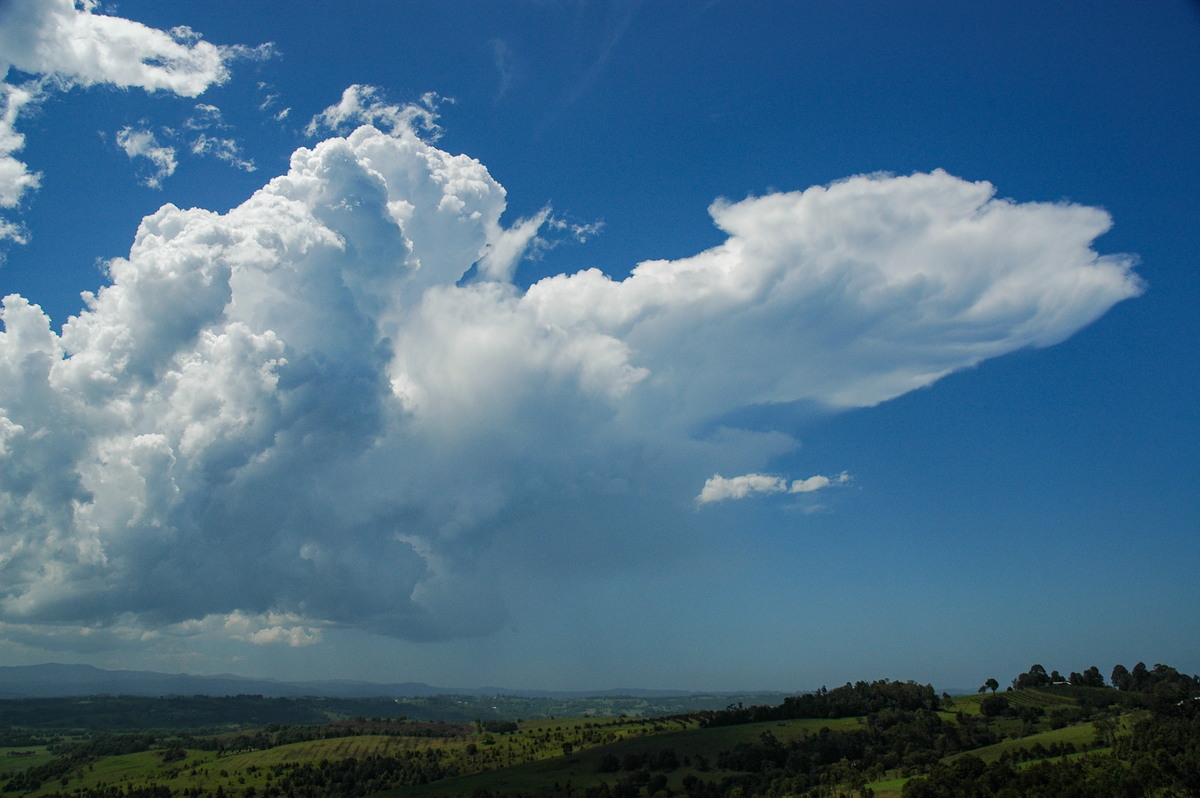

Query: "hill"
left=0, top=663, right=734, bottom=700
left=0, top=661, right=1195, bottom=797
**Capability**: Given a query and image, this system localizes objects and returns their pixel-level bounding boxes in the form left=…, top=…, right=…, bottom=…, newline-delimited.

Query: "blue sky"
left=0, top=0, right=1196, bottom=692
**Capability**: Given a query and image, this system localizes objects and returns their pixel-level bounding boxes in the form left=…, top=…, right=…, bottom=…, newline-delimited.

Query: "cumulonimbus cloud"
left=0, top=89, right=1142, bottom=648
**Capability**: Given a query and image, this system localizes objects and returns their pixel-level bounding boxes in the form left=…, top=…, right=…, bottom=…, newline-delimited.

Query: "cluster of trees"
left=1008, top=663, right=1106, bottom=689
left=3, top=752, right=81, bottom=793
left=596, top=747, right=682, bottom=774
left=698, top=679, right=939, bottom=727
left=607, top=708, right=996, bottom=798
left=5, top=733, right=176, bottom=792
left=1111, top=661, right=1199, bottom=698
left=903, top=698, right=1200, bottom=797
left=262, top=753, right=460, bottom=797
left=0, top=696, right=331, bottom=731
left=980, top=661, right=1200, bottom=697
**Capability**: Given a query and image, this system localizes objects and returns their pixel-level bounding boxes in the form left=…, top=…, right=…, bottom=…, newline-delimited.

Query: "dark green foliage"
left=4, top=660, right=1197, bottom=797
left=265, top=752, right=460, bottom=795
left=678, top=709, right=997, bottom=797
left=698, top=679, right=939, bottom=727
left=1111, top=663, right=1131, bottom=691
left=0, top=695, right=330, bottom=731
left=903, top=699, right=1200, bottom=798
left=1067, top=665, right=1107, bottom=688
left=3, top=751, right=82, bottom=792
left=1012, top=663, right=1051, bottom=689
left=978, top=693, right=1010, bottom=717
left=1108, top=661, right=1200, bottom=701
left=54, top=732, right=159, bottom=757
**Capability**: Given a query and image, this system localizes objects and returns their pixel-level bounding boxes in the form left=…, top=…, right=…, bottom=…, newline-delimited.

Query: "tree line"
left=697, top=679, right=940, bottom=727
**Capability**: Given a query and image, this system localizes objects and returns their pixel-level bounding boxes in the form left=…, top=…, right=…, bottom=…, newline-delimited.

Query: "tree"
left=1082, top=665, right=1106, bottom=688
left=1112, top=664, right=1132, bottom=690
left=1092, top=715, right=1117, bottom=747
left=985, top=678, right=999, bottom=693
left=979, top=693, right=1010, bottom=717
left=1014, top=664, right=1050, bottom=689
left=1131, top=662, right=1150, bottom=691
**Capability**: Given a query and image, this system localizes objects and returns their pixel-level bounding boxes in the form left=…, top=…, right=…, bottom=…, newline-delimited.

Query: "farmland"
left=0, top=662, right=1196, bottom=797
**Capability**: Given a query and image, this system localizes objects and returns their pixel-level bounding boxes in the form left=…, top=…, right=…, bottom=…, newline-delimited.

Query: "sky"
left=0, top=0, right=1196, bottom=693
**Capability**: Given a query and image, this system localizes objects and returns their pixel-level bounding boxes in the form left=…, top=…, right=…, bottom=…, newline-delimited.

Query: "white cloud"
left=209, top=611, right=323, bottom=647
left=0, top=0, right=229, bottom=96
left=791, top=474, right=834, bottom=493
left=697, top=473, right=788, bottom=503
left=191, top=134, right=256, bottom=172
left=477, top=207, right=551, bottom=281
left=0, top=0, right=256, bottom=242
left=696, top=472, right=849, bottom=503
left=305, top=84, right=445, bottom=139
left=491, top=39, right=515, bottom=102
left=524, top=171, right=1141, bottom=418
left=115, top=127, right=177, bottom=188
left=0, top=81, right=43, bottom=217
left=185, top=103, right=225, bottom=130
left=550, top=216, right=605, bottom=243
left=0, top=93, right=1142, bottom=649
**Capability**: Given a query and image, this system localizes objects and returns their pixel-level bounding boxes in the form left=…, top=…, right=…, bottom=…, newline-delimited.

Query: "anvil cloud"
left=0, top=92, right=1141, bottom=645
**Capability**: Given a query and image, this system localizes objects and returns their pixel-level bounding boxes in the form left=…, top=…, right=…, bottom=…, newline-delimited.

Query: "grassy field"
left=0, top=747, right=55, bottom=778
left=4, top=715, right=866, bottom=797
left=394, top=717, right=865, bottom=798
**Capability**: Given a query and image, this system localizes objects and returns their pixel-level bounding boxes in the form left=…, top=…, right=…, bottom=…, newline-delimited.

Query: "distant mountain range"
left=0, top=663, right=704, bottom=700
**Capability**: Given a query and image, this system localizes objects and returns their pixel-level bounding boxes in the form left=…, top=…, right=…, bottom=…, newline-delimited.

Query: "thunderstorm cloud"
left=0, top=0, right=1144, bottom=655
left=0, top=100, right=1141, bottom=646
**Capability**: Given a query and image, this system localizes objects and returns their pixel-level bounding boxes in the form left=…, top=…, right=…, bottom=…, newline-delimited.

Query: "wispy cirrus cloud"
left=491, top=39, right=516, bottom=103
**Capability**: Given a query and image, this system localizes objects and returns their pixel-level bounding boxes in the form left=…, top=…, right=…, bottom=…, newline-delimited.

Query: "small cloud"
left=255, top=84, right=292, bottom=123
left=0, top=81, right=45, bottom=211
left=219, top=42, right=279, bottom=64
left=697, top=472, right=850, bottom=504
left=184, top=103, right=224, bottom=130
left=698, top=473, right=787, bottom=503
left=174, top=611, right=323, bottom=647
left=115, top=126, right=177, bottom=188
left=191, top=133, right=255, bottom=172
left=491, top=39, right=515, bottom=103
left=548, top=215, right=605, bottom=243
left=306, top=84, right=447, bottom=139
left=790, top=472, right=850, bottom=493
